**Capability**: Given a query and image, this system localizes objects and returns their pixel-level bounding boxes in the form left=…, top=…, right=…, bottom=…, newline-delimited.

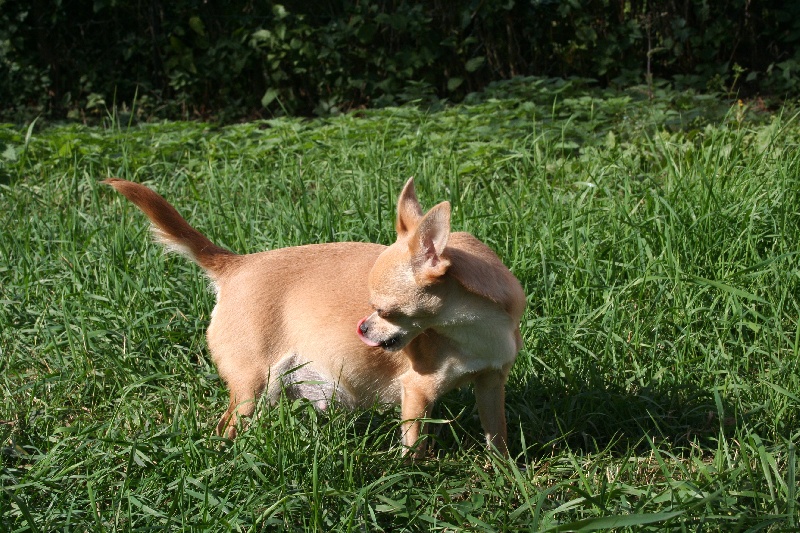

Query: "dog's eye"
left=375, top=307, right=397, bottom=320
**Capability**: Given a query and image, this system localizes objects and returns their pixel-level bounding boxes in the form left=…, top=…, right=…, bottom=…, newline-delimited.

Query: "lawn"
left=1, top=79, right=799, bottom=531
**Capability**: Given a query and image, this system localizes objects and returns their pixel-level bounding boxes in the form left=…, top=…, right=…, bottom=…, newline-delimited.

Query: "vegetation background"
left=2, top=0, right=800, bottom=121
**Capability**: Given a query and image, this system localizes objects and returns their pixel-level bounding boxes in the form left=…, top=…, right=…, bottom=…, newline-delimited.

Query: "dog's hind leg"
left=215, top=369, right=266, bottom=439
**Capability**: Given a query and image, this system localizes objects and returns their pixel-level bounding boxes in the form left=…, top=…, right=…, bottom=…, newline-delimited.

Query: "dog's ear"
left=409, top=201, right=451, bottom=282
left=396, top=178, right=424, bottom=238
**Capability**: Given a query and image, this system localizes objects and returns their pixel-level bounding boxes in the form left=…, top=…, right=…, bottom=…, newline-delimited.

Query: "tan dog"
left=105, top=177, right=525, bottom=456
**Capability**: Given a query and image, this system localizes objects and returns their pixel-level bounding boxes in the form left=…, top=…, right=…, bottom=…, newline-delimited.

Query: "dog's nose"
left=356, top=316, right=381, bottom=347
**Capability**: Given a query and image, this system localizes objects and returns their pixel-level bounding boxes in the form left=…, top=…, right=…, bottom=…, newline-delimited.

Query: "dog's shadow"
left=431, top=376, right=737, bottom=461
left=256, top=371, right=736, bottom=462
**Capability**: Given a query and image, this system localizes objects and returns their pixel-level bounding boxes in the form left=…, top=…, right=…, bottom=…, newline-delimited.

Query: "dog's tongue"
left=356, top=316, right=381, bottom=347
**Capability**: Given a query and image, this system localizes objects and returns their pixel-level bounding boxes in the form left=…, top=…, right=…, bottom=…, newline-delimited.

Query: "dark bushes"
left=1, top=0, right=798, bottom=121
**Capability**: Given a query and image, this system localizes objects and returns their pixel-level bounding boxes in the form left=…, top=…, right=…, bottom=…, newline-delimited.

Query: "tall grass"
left=1, top=83, right=798, bottom=530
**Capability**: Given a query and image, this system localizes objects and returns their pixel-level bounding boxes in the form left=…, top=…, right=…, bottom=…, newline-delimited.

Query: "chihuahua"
left=105, top=177, right=525, bottom=456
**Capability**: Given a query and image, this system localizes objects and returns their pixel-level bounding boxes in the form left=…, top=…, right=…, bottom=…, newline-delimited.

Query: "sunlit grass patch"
left=1, top=84, right=798, bottom=530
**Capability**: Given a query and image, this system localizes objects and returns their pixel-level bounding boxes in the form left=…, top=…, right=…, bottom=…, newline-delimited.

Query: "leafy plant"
left=2, top=1, right=800, bottom=122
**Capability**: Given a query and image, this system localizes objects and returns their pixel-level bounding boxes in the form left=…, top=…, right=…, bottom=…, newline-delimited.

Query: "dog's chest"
left=403, top=315, right=518, bottom=387
left=444, top=324, right=518, bottom=373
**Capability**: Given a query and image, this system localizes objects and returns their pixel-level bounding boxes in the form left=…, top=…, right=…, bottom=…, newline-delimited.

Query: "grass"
left=1, top=79, right=799, bottom=530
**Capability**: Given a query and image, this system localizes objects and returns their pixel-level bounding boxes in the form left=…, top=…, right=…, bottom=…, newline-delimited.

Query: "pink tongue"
left=356, top=316, right=381, bottom=347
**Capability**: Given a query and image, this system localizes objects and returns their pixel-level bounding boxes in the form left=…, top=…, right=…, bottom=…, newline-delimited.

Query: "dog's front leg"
left=399, top=376, right=436, bottom=458
left=473, top=370, right=509, bottom=456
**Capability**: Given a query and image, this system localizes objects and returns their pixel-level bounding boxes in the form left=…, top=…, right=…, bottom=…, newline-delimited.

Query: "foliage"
left=1, top=0, right=800, bottom=121
left=1, top=81, right=799, bottom=529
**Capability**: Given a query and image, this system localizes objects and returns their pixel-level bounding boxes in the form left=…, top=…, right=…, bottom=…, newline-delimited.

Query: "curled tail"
left=104, top=178, right=237, bottom=277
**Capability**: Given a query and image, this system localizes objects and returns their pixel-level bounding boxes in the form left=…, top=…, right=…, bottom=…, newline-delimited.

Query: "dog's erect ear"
left=409, top=201, right=451, bottom=282
left=396, top=178, right=424, bottom=238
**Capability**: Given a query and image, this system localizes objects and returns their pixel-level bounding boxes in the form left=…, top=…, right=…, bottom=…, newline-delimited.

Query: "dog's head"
left=357, top=178, right=451, bottom=351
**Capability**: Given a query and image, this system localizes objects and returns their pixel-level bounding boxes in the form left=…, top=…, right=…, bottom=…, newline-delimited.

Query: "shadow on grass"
left=430, top=377, right=739, bottom=462
left=245, top=373, right=741, bottom=463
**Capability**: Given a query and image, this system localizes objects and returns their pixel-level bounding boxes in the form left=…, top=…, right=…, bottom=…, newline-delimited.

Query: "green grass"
left=1, top=80, right=799, bottom=530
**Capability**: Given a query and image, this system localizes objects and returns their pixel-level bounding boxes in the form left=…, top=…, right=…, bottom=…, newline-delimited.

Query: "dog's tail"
left=103, top=178, right=237, bottom=277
